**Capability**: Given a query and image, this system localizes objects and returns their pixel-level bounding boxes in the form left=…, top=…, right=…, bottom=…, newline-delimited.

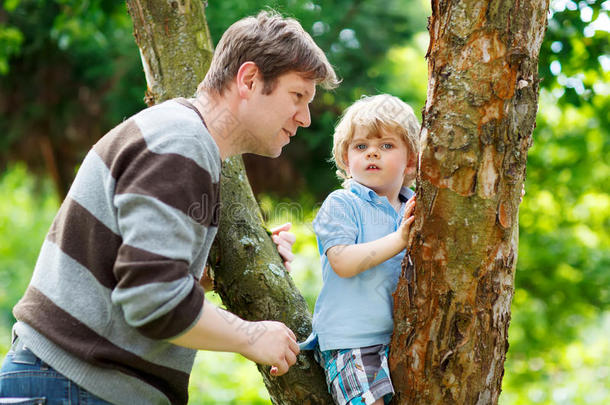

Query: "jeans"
left=0, top=338, right=112, bottom=405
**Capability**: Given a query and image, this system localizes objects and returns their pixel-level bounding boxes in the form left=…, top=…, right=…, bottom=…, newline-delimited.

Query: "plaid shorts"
left=314, top=344, right=394, bottom=405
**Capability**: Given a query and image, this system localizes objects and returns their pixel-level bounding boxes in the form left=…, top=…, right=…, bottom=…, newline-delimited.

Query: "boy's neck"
left=387, top=191, right=403, bottom=213
left=359, top=181, right=403, bottom=211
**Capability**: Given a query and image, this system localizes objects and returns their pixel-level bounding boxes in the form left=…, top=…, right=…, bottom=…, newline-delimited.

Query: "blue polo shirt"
left=300, top=180, right=414, bottom=351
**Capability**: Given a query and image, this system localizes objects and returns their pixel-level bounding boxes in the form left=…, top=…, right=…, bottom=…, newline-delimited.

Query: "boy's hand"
left=398, top=196, right=416, bottom=244
left=239, top=320, right=300, bottom=377
left=271, top=223, right=296, bottom=272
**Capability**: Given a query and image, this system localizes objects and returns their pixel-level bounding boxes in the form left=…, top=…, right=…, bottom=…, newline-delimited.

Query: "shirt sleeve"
left=104, top=133, right=217, bottom=341
left=313, top=191, right=359, bottom=255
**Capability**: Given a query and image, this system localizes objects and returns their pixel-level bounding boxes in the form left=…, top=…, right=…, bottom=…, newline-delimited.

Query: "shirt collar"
left=348, top=180, right=413, bottom=204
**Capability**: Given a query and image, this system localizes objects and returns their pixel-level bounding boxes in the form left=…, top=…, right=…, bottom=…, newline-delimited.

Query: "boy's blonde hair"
left=332, top=94, right=420, bottom=188
left=199, top=10, right=339, bottom=95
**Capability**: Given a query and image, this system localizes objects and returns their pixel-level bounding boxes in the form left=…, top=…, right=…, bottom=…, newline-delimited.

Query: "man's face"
left=241, top=71, right=316, bottom=157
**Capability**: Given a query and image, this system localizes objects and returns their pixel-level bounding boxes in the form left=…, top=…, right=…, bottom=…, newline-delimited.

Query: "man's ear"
left=236, top=62, right=259, bottom=98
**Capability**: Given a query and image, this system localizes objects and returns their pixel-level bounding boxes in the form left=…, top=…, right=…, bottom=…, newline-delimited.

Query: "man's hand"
left=169, top=301, right=299, bottom=376
left=271, top=223, right=296, bottom=272
left=239, top=320, right=300, bottom=376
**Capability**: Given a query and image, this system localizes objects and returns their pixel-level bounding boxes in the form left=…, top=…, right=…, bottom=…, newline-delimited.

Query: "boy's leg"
left=315, top=345, right=394, bottom=405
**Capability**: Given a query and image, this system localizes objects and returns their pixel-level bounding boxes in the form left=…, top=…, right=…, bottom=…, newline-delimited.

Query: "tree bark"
left=126, top=1, right=331, bottom=403
left=208, top=158, right=331, bottom=404
left=390, top=0, right=549, bottom=404
left=127, top=0, right=213, bottom=104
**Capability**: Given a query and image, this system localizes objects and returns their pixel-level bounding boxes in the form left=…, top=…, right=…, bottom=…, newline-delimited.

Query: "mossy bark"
left=127, top=0, right=213, bottom=104
left=209, top=158, right=331, bottom=404
left=126, top=1, right=331, bottom=403
left=389, top=0, right=550, bottom=404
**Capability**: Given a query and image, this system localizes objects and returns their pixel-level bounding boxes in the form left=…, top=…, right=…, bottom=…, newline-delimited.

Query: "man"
left=0, top=10, right=338, bottom=404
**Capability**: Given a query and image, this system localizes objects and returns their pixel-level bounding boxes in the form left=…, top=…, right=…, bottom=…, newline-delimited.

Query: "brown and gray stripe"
left=47, top=197, right=196, bottom=291
left=94, top=120, right=220, bottom=227
left=45, top=196, right=204, bottom=338
left=14, top=287, right=190, bottom=405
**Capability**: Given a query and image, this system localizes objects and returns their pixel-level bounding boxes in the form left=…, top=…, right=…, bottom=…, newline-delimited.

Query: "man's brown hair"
left=199, top=10, right=339, bottom=95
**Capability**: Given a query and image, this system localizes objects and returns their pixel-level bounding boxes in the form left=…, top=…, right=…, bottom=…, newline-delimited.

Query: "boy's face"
left=344, top=126, right=412, bottom=199
left=240, top=71, right=316, bottom=157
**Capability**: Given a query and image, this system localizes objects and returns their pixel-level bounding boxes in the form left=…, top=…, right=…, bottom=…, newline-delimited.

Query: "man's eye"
left=294, top=92, right=303, bottom=100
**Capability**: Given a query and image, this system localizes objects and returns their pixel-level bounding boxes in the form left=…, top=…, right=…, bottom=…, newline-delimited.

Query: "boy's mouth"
left=366, top=164, right=380, bottom=171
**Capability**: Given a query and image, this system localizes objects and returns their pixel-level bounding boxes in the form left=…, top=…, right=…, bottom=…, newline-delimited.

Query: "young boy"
left=300, top=94, right=420, bottom=405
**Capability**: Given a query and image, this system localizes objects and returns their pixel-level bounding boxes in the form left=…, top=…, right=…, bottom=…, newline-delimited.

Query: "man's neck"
left=192, top=90, right=241, bottom=160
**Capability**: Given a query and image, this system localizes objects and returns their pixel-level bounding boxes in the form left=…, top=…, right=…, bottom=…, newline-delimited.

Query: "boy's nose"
left=367, top=147, right=380, bottom=158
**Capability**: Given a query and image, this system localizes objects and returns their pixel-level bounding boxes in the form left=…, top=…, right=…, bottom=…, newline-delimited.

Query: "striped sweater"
left=13, top=98, right=221, bottom=404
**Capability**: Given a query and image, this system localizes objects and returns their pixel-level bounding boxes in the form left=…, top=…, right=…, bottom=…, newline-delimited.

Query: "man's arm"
left=327, top=196, right=416, bottom=278
left=168, top=300, right=299, bottom=376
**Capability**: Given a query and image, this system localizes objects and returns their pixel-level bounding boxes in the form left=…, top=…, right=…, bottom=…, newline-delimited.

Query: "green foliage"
left=0, top=0, right=146, bottom=192
left=541, top=0, right=610, bottom=106
left=500, top=81, right=610, bottom=402
left=0, top=24, right=23, bottom=75
left=501, top=313, right=610, bottom=404
left=0, top=165, right=58, bottom=327
left=189, top=344, right=271, bottom=403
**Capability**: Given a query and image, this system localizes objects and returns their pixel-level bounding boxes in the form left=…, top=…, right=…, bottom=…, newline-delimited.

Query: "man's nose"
left=295, top=104, right=311, bottom=128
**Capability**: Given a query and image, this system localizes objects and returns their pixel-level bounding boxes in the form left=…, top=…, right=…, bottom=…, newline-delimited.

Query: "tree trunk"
left=126, top=1, right=331, bottom=403
left=208, top=158, right=331, bottom=404
left=390, top=0, right=549, bottom=404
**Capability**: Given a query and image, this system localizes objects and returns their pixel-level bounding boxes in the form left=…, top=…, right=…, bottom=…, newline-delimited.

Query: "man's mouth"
left=282, top=129, right=294, bottom=137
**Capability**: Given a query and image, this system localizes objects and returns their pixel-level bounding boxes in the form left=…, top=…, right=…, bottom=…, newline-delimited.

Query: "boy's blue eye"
left=381, top=143, right=393, bottom=149
left=356, top=144, right=366, bottom=150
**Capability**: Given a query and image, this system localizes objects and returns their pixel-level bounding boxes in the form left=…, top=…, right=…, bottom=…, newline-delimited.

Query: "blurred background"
left=0, top=0, right=608, bottom=403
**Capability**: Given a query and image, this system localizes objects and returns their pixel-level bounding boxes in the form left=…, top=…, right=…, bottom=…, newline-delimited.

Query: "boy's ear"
left=236, top=62, right=259, bottom=98
left=404, top=165, right=416, bottom=177
left=404, top=154, right=417, bottom=176
left=342, top=153, right=350, bottom=173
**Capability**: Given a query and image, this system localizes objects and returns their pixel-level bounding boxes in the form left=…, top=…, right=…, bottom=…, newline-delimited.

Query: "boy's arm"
left=327, top=196, right=416, bottom=278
